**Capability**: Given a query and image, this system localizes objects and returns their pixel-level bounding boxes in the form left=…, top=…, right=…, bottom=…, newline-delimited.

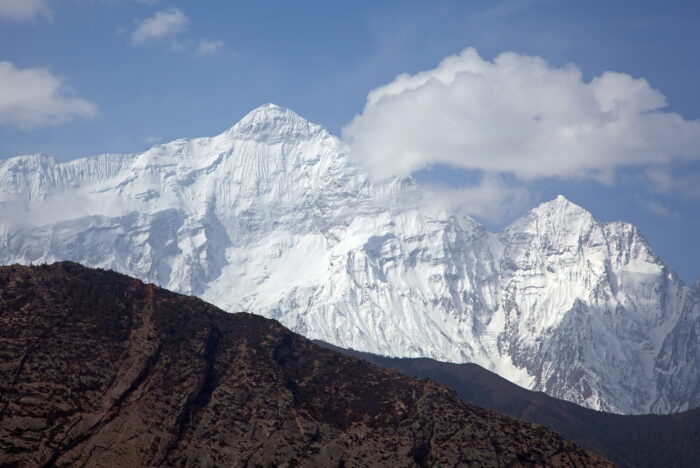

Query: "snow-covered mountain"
left=1, top=103, right=698, bottom=414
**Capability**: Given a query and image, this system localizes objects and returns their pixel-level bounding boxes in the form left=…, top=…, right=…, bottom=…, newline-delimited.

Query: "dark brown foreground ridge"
left=0, top=262, right=613, bottom=467
left=319, top=342, right=700, bottom=468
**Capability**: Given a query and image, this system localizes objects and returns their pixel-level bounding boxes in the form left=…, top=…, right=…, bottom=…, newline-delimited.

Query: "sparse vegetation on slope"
left=0, top=262, right=612, bottom=467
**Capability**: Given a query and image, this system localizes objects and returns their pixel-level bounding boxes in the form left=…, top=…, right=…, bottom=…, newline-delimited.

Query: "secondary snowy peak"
left=226, top=103, right=325, bottom=142
left=0, top=104, right=697, bottom=415
left=0, top=152, right=54, bottom=168
left=534, top=194, right=595, bottom=219
left=0, top=153, right=56, bottom=204
left=506, top=195, right=595, bottom=234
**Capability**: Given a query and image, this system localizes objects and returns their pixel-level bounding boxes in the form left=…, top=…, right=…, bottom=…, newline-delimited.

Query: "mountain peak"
left=240, top=103, right=296, bottom=121
left=505, top=194, right=595, bottom=234
left=549, top=194, right=577, bottom=208
left=0, top=153, right=56, bottom=168
left=534, top=194, right=592, bottom=218
left=227, top=103, right=323, bottom=141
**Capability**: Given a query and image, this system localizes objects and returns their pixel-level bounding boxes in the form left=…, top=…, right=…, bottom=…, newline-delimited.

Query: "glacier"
left=1, top=103, right=698, bottom=414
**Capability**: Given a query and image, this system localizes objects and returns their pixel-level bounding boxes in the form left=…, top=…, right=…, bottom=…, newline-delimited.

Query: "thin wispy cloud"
left=421, top=174, right=531, bottom=224
left=0, top=0, right=50, bottom=21
left=131, top=8, right=188, bottom=46
left=472, top=0, right=552, bottom=20
left=645, top=166, right=700, bottom=200
left=129, top=8, right=224, bottom=56
left=196, top=40, right=224, bottom=56
left=645, top=200, right=679, bottom=219
left=0, top=0, right=161, bottom=22
left=0, top=61, right=97, bottom=128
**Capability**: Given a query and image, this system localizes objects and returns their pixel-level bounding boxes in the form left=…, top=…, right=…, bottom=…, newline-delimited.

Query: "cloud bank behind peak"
left=343, top=48, right=700, bottom=183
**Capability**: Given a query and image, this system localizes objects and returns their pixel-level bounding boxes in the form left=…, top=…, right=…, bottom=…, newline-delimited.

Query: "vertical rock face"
left=0, top=104, right=697, bottom=414
left=0, top=263, right=613, bottom=467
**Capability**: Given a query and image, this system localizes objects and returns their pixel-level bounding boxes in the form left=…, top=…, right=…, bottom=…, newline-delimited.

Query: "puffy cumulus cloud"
left=131, top=8, right=187, bottom=46
left=343, top=47, right=700, bottom=182
left=0, top=0, right=49, bottom=21
left=0, top=62, right=98, bottom=128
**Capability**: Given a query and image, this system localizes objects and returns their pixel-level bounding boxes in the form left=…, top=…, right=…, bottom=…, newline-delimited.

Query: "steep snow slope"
left=654, top=281, right=700, bottom=413
left=0, top=104, right=697, bottom=414
left=496, top=199, right=685, bottom=412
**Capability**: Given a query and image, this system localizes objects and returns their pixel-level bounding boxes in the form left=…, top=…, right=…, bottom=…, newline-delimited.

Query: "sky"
left=0, top=0, right=699, bottom=282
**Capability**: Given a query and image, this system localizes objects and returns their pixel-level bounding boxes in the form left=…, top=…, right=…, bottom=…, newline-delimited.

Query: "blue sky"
left=1, top=0, right=699, bottom=282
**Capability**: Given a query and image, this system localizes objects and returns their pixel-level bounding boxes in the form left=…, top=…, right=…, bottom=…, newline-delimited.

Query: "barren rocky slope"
left=321, top=341, right=700, bottom=468
left=0, top=262, right=611, bottom=467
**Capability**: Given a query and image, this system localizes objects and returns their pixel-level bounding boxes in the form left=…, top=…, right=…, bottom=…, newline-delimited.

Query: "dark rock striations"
left=0, top=262, right=612, bottom=467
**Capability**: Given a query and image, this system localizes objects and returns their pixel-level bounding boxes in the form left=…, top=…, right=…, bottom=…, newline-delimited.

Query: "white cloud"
left=128, top=8, right=222, bottom=55
left=0, top=0, right=49, bottom=21
left=196, top=39, right=223, bottom=56
left=343, top=47, right=700, bottom=182
left=0, top=61, right=98, bottom=128
left=131, top=8, right=188, bottom=46
left=421, top=174, right=532, bottom=224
